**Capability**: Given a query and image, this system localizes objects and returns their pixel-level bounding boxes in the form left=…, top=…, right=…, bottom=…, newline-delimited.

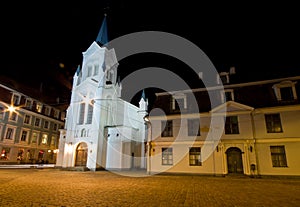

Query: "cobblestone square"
left=0, top=168, right=299, bottom=207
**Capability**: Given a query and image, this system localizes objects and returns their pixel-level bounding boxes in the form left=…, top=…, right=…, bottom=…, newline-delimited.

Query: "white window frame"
left=44, top=106, right=51, bottom=116
left=86, top=103, right=94, bottom=124
left=23, top=114, right=31, bottom=125
left=272, top=81, right=297, bottom=101
left=172, top=93, right=187, bottom=110
left=36, top=102, right=42, bottom=113
left=25, top=98, right=33, bottom=109
left=221, top=89, right=234, bottom=103
left=41, top=134, right=48, bottom=145
left=265, top=113, right=283, bottom=133
left=217, top=72, right=229, bottom=84
left=187, top=119, right=200, bottom=136
left=44, top=120, right=49, bottom=129
left=12, top=93, right=21, bottom=106
left=161, top=120, right=173, bottom=137
left=34, top=117, right=41, bottom=128
left=78, top=102, right=85, bottom=125
left=20, top=129, right=30, bottom=142
left=50, top=135, right=56, bottom=146
left=162, top=147, right=173, bottom=165
left=53, top=123, right=58, bottom=131
left=5, top=125, right=16, bottom=140
left=31, top=131, right=39, bottom=144
left=270, top=145, right=287, bottom=167
left=225, top=116, right=240, bottom=134
left=53, top=109, right=60, bottom=119
left=189, top=147, right=202, bottom=166
left=9, top=111, right=18, bottom=122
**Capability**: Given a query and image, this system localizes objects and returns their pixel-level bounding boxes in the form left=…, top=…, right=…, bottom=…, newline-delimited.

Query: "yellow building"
left=146, top=73, right=300, bottom=177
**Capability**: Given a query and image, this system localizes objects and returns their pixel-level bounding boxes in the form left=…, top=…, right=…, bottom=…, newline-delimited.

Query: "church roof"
left=96, top=15, right=108, bottom=46
left=141, top=89, right=147, bottom=101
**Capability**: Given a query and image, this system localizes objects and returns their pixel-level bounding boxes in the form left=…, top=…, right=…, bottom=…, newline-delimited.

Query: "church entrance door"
left=75, top=142, right=88, bottom=166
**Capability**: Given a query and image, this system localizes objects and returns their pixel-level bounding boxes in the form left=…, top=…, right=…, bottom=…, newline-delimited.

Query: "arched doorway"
left=226, top=147, right=244, bottom=174
left=75, top=142, right=88, bottom=166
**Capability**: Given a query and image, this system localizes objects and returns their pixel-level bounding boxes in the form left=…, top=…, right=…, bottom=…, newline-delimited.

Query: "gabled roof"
left=82, top=41, right=104, bottom=57
left=211, top=101, right=254, bottom=113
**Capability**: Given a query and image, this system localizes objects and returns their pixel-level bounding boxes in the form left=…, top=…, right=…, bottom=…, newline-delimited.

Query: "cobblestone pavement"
left=0, top=168, right=299, bottom=207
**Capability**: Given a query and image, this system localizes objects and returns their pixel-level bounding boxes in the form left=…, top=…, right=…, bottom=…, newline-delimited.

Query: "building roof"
left=152, top=74, right=300, bottom=115
left=0, top=75, right=69, bottom=111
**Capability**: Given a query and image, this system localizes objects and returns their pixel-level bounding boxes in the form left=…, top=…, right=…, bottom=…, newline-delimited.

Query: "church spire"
left=96, top=14, right=108, bottom=46
left=141, top=89, right=146, bottom=101
left=76, top=65, right=81, bottom=76
left=139, top=89, right=148, bottom=112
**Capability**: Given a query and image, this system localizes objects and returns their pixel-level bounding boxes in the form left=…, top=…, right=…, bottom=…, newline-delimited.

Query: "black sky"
left=1, top=1, right=300, bottom=103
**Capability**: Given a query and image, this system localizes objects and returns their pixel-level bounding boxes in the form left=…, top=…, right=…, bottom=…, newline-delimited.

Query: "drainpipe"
left=251, top=110, right=260, bottom=176
left=144, top=115, right=152, bottom=175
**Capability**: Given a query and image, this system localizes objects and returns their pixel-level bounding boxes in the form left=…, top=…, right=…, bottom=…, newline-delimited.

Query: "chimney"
left=229, top=66, right=236, bottom=75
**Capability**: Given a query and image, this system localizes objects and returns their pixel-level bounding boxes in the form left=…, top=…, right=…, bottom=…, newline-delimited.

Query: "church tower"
left=57, top=15, right=147, bottom=171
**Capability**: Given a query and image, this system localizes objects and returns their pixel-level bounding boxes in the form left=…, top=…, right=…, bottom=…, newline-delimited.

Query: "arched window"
left=81, top=129, right=86, bottom=137
left=86, top=103, right=93, bottom=124
left=78, top=103, right=85, bottom=125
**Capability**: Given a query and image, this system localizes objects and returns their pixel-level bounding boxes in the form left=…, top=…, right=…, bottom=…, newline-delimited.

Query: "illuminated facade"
left=147, top=74, right=300, bottom=176
left=0, top=80, right=65, bottom=165
left=56, top=41, right=148, bottom=171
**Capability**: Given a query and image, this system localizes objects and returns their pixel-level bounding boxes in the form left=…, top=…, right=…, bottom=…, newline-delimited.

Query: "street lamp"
left=143, top=115, right=152, bottom=175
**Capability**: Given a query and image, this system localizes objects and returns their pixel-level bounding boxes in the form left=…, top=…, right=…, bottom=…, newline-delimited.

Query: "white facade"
left=56, top=41, right=148, bottom=171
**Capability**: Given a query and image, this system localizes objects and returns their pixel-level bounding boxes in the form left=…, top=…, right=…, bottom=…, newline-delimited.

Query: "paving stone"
left=0, top=169, right=299, bottom=206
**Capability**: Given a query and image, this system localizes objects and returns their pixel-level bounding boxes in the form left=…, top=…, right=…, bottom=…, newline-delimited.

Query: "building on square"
left=0, top=78, right=66, bottom=165
left=146, top=71, right=300, bottom=177
left=56, top=16, right=148, bottom=171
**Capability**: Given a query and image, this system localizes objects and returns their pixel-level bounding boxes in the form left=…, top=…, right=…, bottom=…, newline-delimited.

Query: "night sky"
left=1, top=1, right=299, bottom=105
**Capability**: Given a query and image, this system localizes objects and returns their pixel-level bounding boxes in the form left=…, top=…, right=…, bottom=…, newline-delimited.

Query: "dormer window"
left=25, top=98, right=33, bottom=109
left=12, top=93, right=21, bottom=106
left=217, top=72, right=229, bottom=84
left=272, top=81, right=297, bottom=102
left=171, top=93, right=187, bottom=111
left=36, top=102, right=42, bottom=113
left=221, top=89, right=234, bottom=103
left=44, top=106, right=51, bottom=116
left=53, top=109, right=60, bottom=119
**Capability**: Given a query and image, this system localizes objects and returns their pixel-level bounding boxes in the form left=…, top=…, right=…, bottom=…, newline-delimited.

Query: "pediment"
left=211, top=101, right=254, bottom=113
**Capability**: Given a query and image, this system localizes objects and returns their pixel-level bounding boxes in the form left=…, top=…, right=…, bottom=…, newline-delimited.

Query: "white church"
left=56, top=16, right=148, bottom=171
